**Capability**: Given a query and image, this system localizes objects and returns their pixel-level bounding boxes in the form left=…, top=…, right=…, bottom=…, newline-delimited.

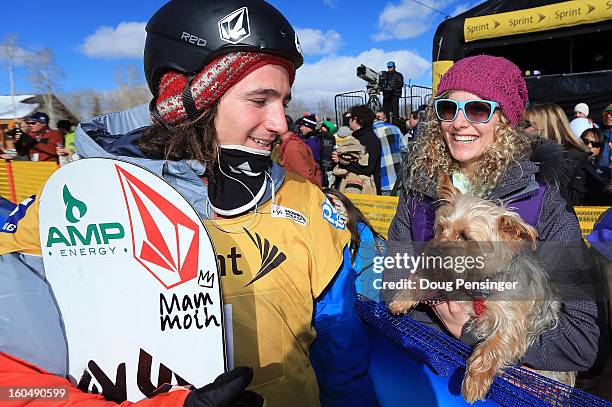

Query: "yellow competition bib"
left=206, top=174, right=350, bottom=407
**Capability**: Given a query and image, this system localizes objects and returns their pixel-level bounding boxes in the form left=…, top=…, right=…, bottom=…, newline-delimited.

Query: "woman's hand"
left=432, top=301, right=470, bottom=339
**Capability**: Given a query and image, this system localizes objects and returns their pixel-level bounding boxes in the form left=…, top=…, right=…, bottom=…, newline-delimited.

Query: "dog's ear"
left=498, top=214, right=538, bottom=249
left=436, top=173, right=460, bottom=203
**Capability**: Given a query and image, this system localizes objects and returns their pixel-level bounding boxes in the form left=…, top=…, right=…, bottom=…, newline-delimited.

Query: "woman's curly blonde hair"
left=403, top=94, right=531, bottom=197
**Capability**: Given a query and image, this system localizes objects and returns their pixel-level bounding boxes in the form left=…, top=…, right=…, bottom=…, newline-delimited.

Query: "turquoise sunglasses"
left=434, top=99, right=499, bottom=124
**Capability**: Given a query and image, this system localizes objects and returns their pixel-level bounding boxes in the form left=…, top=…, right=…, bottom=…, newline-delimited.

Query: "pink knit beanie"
left=437, top=55, right=528, bottom=126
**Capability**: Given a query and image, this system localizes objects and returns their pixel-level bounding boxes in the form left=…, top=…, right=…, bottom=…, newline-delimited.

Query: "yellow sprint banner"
left=432, top=60, right=454, bottom=95
left=464, top=0, right=612, bottom=42
left=346, top=193, right=609, bottom=240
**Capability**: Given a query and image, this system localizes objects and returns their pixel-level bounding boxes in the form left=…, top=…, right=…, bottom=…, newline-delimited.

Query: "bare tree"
left=90, top=93, right=104, bottom=117
left=285, top=98, right=308, bottom=122
left=0, top=35, right=26, bottom=120
left=106, top=64, right=151, bottom=112
left=315, top=97, right=335, bottom=122
left=27, top=48, right=64, bottom=126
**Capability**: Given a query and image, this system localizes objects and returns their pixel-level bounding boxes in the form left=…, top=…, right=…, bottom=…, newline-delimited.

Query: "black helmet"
left=144, top=0, right=304, bottom=97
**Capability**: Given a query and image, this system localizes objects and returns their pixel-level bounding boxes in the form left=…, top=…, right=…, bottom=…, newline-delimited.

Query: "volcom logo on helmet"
left=218, top=7, right=251, bottom=44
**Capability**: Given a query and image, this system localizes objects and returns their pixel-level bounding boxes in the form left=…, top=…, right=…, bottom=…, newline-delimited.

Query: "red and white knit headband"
left=155, top=52, right=295, bottom=126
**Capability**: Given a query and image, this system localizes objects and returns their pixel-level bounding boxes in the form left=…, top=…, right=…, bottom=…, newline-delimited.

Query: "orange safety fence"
left=1, top=160, right=59, bottom=204
left=0, top=161, right=609, bottom=238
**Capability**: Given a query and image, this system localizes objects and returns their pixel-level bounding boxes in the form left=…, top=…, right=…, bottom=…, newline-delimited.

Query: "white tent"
left=0, top=95, right=38, bottom=120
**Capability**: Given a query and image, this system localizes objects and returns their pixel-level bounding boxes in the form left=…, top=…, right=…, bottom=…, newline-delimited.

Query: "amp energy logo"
left=45, top=185, right=126, bottom=257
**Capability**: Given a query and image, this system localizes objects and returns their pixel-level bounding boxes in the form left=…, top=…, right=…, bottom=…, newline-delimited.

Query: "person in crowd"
left=56, top=119, right=79, bottom=164
left=335, top=111, right=353, bottom=145
left=0, top=0, right=376, bottom=406
left=323, top=188, right=385, bottom=301
left=580, top=127, right=612, bottom=205
left=319, top=120, right=337, bottom=187
left=373, top=112, right=403, bottom=195
left=574, top=103, right=589, bottom=119
left=299, top=113, right=321, bottom=164
left=11, top=112, right=63, bottom=162
left=333, top=105, right=382, bottom=194
left=570, top=117, right=595, bottom=140
left=573, top=102, right=598, bottom=128
left=405, top=105, right=428, bottom=144
left=279, top=115, right=322, bottom=187
left=321, top=120, right=337, bottom=136
left=381, top=61, right=404, bottom=122
left=332, top=133, right=374, bottom=193
left=600, top=104, right=612, bottom=175
left=56, top=120, right=75, bottom=152
left=375, top=110, right=388, bottom=123
left=391, top=115, right=408, bottom=135
left=389, top=55, right=604, bottom=377
left=522, top=103, right=590, bottom=205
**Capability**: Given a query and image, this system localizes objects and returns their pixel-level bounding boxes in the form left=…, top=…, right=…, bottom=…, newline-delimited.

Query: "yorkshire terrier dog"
left=389, top=174, right=574, bottom=403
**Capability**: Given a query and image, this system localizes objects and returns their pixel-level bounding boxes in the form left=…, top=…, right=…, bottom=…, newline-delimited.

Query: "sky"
left=0, top=0, right=482, bottom=108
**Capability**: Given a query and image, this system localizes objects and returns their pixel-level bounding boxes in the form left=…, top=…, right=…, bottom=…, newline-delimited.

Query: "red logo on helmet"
left=116, top=165, right=200, bottom=289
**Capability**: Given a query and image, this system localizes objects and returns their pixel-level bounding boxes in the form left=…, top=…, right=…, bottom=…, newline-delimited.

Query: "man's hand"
left=184, top=367, right=263, bottom=407
left=331, top=151, right=339, bottom=163
left=432, top=301, right=470, bottom=339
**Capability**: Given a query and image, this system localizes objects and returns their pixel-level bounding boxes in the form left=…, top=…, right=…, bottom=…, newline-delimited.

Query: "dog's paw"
left=462, top=368, right=494, bottom=403
left=388, top=300, right=417, bottom=314
left=462, top=350, right=496, bottom=403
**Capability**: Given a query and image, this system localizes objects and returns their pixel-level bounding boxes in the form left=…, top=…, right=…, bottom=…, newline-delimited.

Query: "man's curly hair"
left=402, top=95, right=531, bottom=197
left=138, top=102, right=219, bottom=165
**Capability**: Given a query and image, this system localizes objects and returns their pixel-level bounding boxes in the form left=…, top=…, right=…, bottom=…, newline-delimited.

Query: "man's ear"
left=436, top=173, right=459, bottom=203
left=498, top=214, right=538, bottom=249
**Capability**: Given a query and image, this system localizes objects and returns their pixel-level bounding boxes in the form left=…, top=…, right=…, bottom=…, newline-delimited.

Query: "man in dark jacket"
left=319, top=122, right=336, bottom=187
left=382, top=61, right=404, bottom=122
left=333, top=104, right=382, bottom=194
left=298, top=113, right=321, bottom=164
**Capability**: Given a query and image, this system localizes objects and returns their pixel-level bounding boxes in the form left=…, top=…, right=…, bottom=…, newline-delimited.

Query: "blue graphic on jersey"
left=1, top=195, right=35, bottom=233
left=322, top=198, right=346, bottom=230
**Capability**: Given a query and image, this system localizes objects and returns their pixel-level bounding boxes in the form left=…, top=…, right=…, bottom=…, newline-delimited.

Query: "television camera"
left=356, top=64, right=388, bottom=95
left=356, top=64, right=387, bottom=111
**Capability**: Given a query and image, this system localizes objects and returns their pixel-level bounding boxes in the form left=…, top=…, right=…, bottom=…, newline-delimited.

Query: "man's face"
left=348, top=117, right=359, bottom=131
left=27, top=121, right=45, bottom=133
left=376, top=111, right=386, bottom=121
left=408, top=115, right=419, bottom=129
left=300, top=125, right=313, bottom=135
left=603, top=110, right=612, bottom=127
left=574, top=111, right=587, bottom=119
left=215, top=64, right=291, bottom=152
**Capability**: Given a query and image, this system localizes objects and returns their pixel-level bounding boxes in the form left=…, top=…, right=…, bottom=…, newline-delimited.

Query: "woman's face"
left=215, top=64, right=291, bottom=152
left=440, top=90, right=500, bottom=172
left=582, top=131, right=601, bottom=156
